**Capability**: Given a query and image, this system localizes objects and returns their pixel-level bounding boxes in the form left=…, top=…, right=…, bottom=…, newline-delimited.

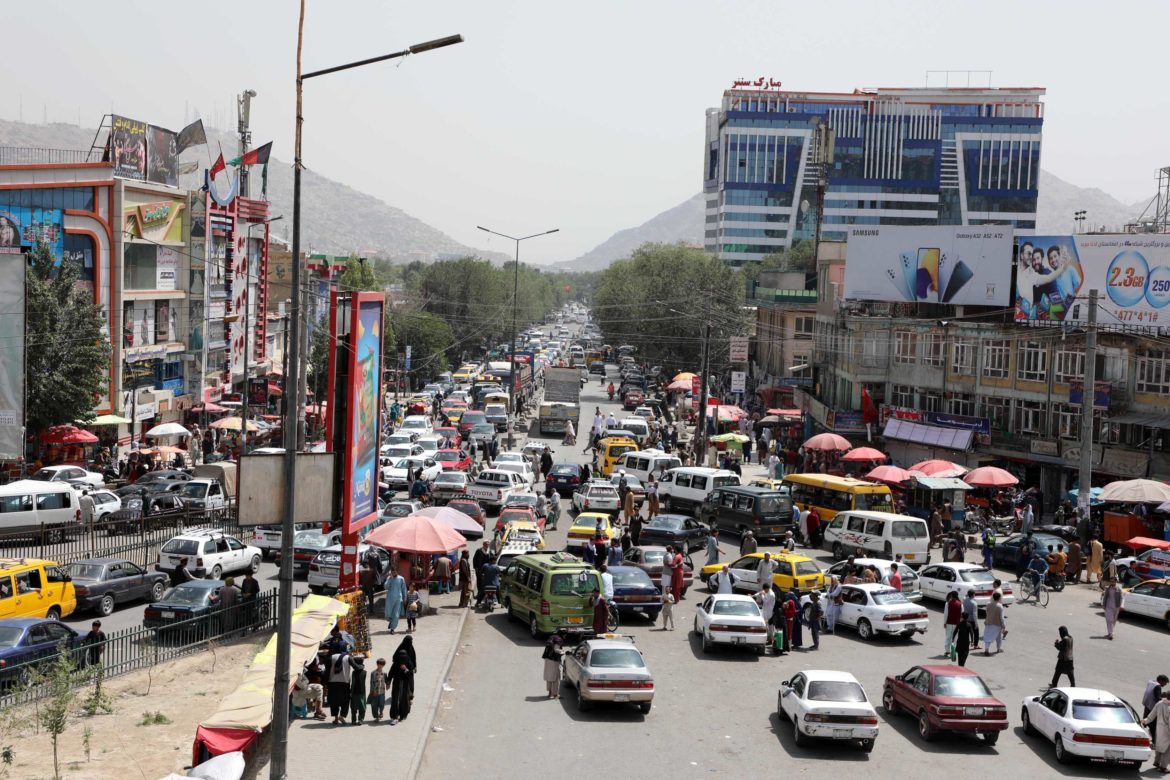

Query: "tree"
left=388, top=309, right=453, bottom=375
left=25, top=242, right=111, bottom=436
left=337, top=255, right=380, bottom=292
left=36, top=646, right=79, bottom=780
left=307, top=314, right=331, bottom=404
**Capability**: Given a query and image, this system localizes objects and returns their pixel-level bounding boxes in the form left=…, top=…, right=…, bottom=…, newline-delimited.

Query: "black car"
left=67, top=558, right=170, bottom=617
left=106, top=492, right=186, bottom=534
left=608, top=565, right=662, bottom=622
left=638, top=513, right=710, bottom=553
left=547, top=463, right=586, bottom=497
left=0, top=618, right=81, bottom=686
left=588, top=361, right=607, bottom=376
left=143, top=579, right=232, bottom=639
left=991, top=532, right=1065, bottom=568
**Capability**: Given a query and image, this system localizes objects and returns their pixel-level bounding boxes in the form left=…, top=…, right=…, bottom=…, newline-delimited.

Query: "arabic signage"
left=691, top=375, right=701, bottom=409
left=731, top=77, right=783, bottom=91
left=879, top=405, right=991, bottom=436
left=730, top=371, right=746, bottom=393
left=1014, top=235, right=1170, bottom=325
left=0, top=206, right=63, bottom=258
left=156, top=246, right=178, bottom=291
left=248, top=376, right=268, bottom=406
left=1068, top=380, right=1111, bottom=410
left=729, top=336, right=749, bottom=363
left=828, top=410, right=866, bottom=434
left=109, top=115, right=180, bottom=186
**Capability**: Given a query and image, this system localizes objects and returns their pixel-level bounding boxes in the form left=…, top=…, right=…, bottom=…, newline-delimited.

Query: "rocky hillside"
left=553, top=193, right=706, bottom=271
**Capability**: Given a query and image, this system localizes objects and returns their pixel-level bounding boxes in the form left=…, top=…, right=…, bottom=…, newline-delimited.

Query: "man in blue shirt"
left=1026, top=553, right=1049, bottom=590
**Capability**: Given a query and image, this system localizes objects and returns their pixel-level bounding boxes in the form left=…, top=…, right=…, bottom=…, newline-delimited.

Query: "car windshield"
left=712, top=600, right=760, bottom=617
left=162, top=584, right=211, bottom=606
left=614, top=476, right=642, bottom=488
left=550, top=572, right=598, bottom=596
left=871, top=589, right=909, bottom=606
left=160, top=539, right=200, bottom=555
left=958, top=568, right=994, bottom=583
left=506, top=496, right=537, bottom=507
left=436, top=474, right=465, bottom=485
left=1072, top=701, right=1136, bottom=723
left=642, top=550, right=665, bottom=565
left=67, top=563, right=106, bottom=579
left=449, top=502, right=478, bottom=517
left=758, top=496, right=788, bottom=514
left=385, top=504, right=414, bottom=517
left=892, top=520, right=928, bottom=539
left=794, top=560, right=821, bottom=576
left=436, top=452, right=461, bottom=462
left=391, top=459, right=414, bottom=470
left=473, top=425, right=495, bottom=435
left=179, top=483, right=208, bottom=499
left=552, top=465, right=578, bottom=475
left=807, top=681, right=867, bottom=702
left=933, top=675, right=992, bottom=697
left=650, top=517, right=683, bottom=530
left=589, top=648, right=644, bottom=668
left=712, top=476, right=739, bottom=488
left=610, top=568, right=653, bottom=586
left=294, top=532, right=330, bottom=549
left=29, top=470, right=56, bottom=481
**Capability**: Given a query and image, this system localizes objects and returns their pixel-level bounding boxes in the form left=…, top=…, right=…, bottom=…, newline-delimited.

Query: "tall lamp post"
left=477, top=225, right=559, bottom=449
left=270, top=15, right=463, bottom=779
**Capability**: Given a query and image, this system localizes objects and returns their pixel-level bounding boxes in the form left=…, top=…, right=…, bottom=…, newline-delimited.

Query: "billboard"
left=0, top=255, right=24, bottom=459
left=344, top=293, right=385, bottom=532
left=145, top=124, right=178, bottom=187
left=109, top=115, right=179, bottom=186
left=843, top=226, right=1012, bottom=305
left=729, top=336, right=749, bottom=362
left=0, top=206, right=63, bottom=259
left=1014, top=235, right=1170, bottom=325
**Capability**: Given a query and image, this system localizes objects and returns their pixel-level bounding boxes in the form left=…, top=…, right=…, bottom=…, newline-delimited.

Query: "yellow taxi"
left=0, top=558, right=77, bottom=620
left=566, top=512, right=616, bottom=550
left=444, top=407, right=466, bottom=425
left=494, top=520, right=545, bottom=554
left=748, top=478, right=788, bottom=492
left=699, top=552, right=825, bottom=594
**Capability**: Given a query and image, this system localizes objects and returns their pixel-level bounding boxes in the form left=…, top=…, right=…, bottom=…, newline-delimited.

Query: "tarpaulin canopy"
left=88, top=414, right=132, bottom=426
left=193, top=594, right=349, bottom=766
left=1100, top=478, right=1170, bottom=504
left=39, top=424, right=99, bottom=444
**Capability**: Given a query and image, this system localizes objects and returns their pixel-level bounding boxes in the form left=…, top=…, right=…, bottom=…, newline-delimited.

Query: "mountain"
left=0, top=119, right=509, bottom=263
left=553, top=192, right=706, bottom=271
left=1035, top=169, right=1148, bottom=234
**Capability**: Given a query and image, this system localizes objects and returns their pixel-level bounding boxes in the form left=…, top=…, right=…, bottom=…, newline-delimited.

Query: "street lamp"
left=1073, top=209, right=1087, bottom=234
left=477, top=225, right=559, bottom=449
left=270, top=16, right=463, bottom=779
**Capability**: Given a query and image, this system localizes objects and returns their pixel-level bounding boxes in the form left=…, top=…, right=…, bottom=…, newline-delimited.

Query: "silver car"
left=562, top=635, right=654, bottom=714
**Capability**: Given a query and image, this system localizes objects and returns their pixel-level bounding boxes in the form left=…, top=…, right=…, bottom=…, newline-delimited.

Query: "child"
left=660, top=590, right=675, bottom=631
left=368, top=658, right=387, bottom=721
left=405, top=585, right=421, bottom=632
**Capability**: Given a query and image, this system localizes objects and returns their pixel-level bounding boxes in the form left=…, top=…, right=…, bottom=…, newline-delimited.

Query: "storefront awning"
left=883, top=418, right=973, bottom=451
left=1107, top=411, right=1170, bottom=430
left=910, top=476, right=973, bottom=491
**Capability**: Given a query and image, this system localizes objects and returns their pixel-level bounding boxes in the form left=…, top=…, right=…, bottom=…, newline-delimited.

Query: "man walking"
left=706, top=530, right=720, bottom=567
left=962, top=589, right=981, bottom=650
left=1144, top=674, right=1170, bottom=720
left=983, top=591, right=1006, bottom=654
left=758, top=552, right=776, bottom=591
left=1050, top=626, right=1075, bottom=687
left=807, top=591, right=823, bottom=650
left=711, top=564, right=736, bottom=594
left=740, top=530, right=757, bottom=555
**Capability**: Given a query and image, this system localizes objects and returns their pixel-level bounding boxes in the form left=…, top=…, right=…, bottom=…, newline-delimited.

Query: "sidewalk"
left=259, top=589, right=469, bottom=780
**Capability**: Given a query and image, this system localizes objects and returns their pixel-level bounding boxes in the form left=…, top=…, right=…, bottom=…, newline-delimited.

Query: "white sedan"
left=692, top=594, right=768, bottom=654
left=832, top=583, right=930, bottom=641
left=494, top=460, right=536, bottom=489
left=916, top=562, right=1014, bottom=607
left=827, top=558, right=922, bottom=601
left=32, top=465, right=104, bottom=488
left=1120, top=578, right=1170, bottom=630
left=562, top=635, right=654, bottom=714
left=1021, top=687, right=1151, bottom=768
left=572, top=481, right=621, bottom=514
left=778, top=670, right=879, bottom=752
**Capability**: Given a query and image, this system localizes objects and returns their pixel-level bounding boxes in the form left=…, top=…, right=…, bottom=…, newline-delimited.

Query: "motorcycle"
left=480, top=584, right=499, bottom=612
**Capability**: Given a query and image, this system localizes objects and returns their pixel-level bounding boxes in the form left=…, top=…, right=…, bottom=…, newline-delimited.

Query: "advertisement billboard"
left=843, top=226, right=1012, bottom=305
left=145, top=124, right=178, bottom=187
left=110, top=115, right=147, bottom=180
left=344, top=293, right=385, bottom=532
left=729, top=336, right=749, bottom=363
left=0, top=206, right=63, bottom=258
left=1014, top=235, right=1170, bottom=325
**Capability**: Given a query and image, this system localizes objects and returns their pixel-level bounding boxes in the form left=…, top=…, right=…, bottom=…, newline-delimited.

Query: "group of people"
left=295, top=627, right=417, bottom=727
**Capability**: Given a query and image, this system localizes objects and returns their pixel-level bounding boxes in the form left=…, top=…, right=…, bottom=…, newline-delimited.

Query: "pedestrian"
left=954, top=614, right=974, bottom=666
left=1050, top=626, right=1076, bottom=687
left=241, top=570, right=261, bottom=630
left=646, top=480, right=659, bottom=519
left=758, top=552, right=776, bottom=589
left=82, top=620, right=106, bottom=669
left=1102, top=579, right=1124, bottom=640
left=943, top=590, right=962, bottom=658
left=928, top=505, right=943, bottom=548
left=607, top=538, right=624, bottom=567
left=388, top=636, right=416, bottom=725
left=807, top=591, right=823, bottom=649
left=787, top=591, right=804, bottom=649
left=825, top=576, right=842, bottom=634
left=711, top=564, right=736, bottom=594
left=384, top=569, right=406, bottom=633
left=1087, top=537, right=1104, bottom=584
left=79, top=489, right=95, bottom=529
left=368, top=658, right=388, bottom=721
left=740, top=530, right=757, bottom=555
left=562, top=418, right=576, bottom=446
left=359, top=558, right=378, bottom=608
left=1143, top=690, right=1170, bottom=773
left=542, top=635, right=564, bottom=699
left=629, top=511, right=642, bottom=546
left=582, top=540, right=596, bottom=566
left=540, top=447, right=553, bottom=481
left=458, top=550, right=472, bottom=608
left=327, top=648, right=355, bottom=724
left=756, top=583, right=776, bottom=649
left=593, top=526, right=608, bottom=566
left=706, top=530, right=720, bottom=566
left=888, top=563, right=902, bottom=593
left=1021, top=501, right=1035, bottom=535
left=405, top=584, right=422, bottom=632
left=659, top=546, right=673, bottom=598
left=781, top=529, right=795, bottom=553
left=619, top=526, right=632, bottom=556
left=961, top=589, right=980, bottom=649
left=348, top=656, right=367, bottom=724
left=172, top=557, right=195, bottom=586
left=983, top=591, right=1006, bottom=655
left=433, top=554, right=451, bottom=595
left=742, top=436, right=752, bottom=465
left=1145, top=675, right=1170, bottom=721
left=622, top=484, right=636, bottom=524
left=670, top=546, right=685, bottom=602
left=805, top=506, right=821, bottom=549
left=660, top=590, right=675, bottom=630
left=473, top=542, right=489, bottom=602
left=1067, top=539, right=1082, bottom=584
left=591, top=588, right=609, bottom=636
left=218, top=577, right=242, bottom=635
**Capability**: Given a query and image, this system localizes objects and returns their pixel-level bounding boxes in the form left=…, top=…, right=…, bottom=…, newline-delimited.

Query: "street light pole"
left=477, top=226, right=559, bottom=449
left=269, top=9, right=463, bottom=777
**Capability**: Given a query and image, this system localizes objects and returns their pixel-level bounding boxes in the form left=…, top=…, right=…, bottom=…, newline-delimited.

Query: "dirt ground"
left=2, top=636, right=265, bottom=780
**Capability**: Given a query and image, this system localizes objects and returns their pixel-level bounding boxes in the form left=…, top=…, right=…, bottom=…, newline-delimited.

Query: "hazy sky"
left=9, top=1, right=1168, bottom=264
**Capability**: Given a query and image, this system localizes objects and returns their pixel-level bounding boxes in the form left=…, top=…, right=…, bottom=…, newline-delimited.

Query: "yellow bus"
left=781, top=474, right=894, bottom=525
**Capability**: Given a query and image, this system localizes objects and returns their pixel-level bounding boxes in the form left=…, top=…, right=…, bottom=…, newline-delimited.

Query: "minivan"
left=657, top=467, right=740, bottom=515
left=0, top=558, right=77, bottom=620
left=617, top=450, right=682, bottom=483
left=699, top=485, right=793, bottom=542
left=501, top=551, right=602, bottom=639
left=0, top=481, right=80, bottom=540
left=822, top=510, right=931, bottom=568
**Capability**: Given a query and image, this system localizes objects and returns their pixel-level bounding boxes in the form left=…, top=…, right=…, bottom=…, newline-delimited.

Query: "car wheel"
left=309, top=585, right=323, bottom=595
left=857, top=618, right=873, bottom=641
left=663, top=496, right=673, bottom=511
left=777, top=693, right=786, bottom=720
left=1021, top=707, right=1036, bottom=736
left=983, top=731, right=999, bottom=746
left=917, top=711, right=936, bottom=741
left=249, top=555, right=261, bottom=573
left=98, top=594, right=116, bottom=617
left=833, top=542, right=845, bottom=560
left=701, top=630, right=712, bottom=654
left=883, top=688, right=900, bottom=715
left=860, top=738, right=875, bottom=753
left=150, top=580, right=166, bottom=601
left=210, top=565, right=223, bottom=580
left=529, top=614, right=542, bottom=640
left=1054, top=735, right=1072, bottom=764
left=46, top=606, right=61, bottom=621
left=577, top=688, right=591, bottom=712
left=793, top=717, right=809, bottom=746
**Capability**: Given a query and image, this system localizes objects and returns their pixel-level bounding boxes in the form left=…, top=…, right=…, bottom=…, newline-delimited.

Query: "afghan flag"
left=229, top=141, right=272, bottom=167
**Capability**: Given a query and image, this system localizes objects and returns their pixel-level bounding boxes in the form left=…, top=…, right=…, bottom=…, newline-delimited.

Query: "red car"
left=433, top=426, right=462, bottom=449
left=447, top=497, right=486, bottom=528
left=495, top=506, right=545, bottom=534
left=622, top=389, right=644, bottom=410
left=435, top=448, right=472, bottom=472
left=459, top=411, right=487, bottom=434
left=882, top=664, right=1008, bottom=745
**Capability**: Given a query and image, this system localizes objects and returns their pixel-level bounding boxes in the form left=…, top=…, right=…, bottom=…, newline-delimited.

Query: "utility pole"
left=1077, top=289, right=1098, bottom=517
left=237, top=90, right=256, bottom=198
left=695, top=320, right=711, bottom=462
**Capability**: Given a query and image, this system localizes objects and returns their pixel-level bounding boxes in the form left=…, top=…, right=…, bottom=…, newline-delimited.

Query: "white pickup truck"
left=466, top=469, right=529, bottom=510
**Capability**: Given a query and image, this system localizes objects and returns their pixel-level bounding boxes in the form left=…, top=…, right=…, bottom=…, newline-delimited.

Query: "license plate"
left=905, top=553, right=919, bottom=561
left=633, top=607, right=644, bottom=612
left=614, top=694, right=630, bottom=702
left=1105, top=750, right=1123, bottom=761
left=964, top=706, right=985, bottom=716
left=731, top=636, right=745, bottom=644
left=567, top=616, right=584, bottom=624
left=160, top=611, right=174, bottom=619
left=833, top=729, right=852, bottom=738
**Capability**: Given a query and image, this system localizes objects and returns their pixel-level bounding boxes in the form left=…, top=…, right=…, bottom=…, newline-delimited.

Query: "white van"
left=618, top=418, right=650, bottom=445
left=0, top=480, right=80, bottom=538
left=616, top=450, right=682, bottom=483
left=657, top=467, right=739, bottom=515
left=822, top=510, right=931, bottom=568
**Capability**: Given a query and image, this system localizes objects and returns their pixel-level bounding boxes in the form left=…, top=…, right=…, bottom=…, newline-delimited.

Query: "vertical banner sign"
left=230, top=231, right=247, bottom=377
left=109, top=116, right=147, bottom=180
left=404, top=345, right=412, bottom=371
left=691, top=375, right=701, bottom=409
left=729, top=336, right=749, bottom=363
left=0, top=255, right=25, bottom=459
left=730, top=371, right=746, bottom=393
left=343, top=293, right=385, bottom=535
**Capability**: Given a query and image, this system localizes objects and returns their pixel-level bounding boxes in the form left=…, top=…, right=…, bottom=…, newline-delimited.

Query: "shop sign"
left=729, top=337, right=749, bottom=362
left=1030, top=440, right=1060, bottom=457
left=1068, top=380, right=1111, bottom=411
left=730, top=371, right=746, bottom=393
left=1099, top=447, right=1149, bottom=478
left=124, top=343, right=169, bottom=363
left=829, top=410, right=866, bottom=434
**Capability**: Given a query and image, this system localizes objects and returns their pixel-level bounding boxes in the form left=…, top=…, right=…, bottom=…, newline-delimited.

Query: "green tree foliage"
left=36, top=646, right=79, bottom=780
left=592, top=243, right=749, bottom=373
left=307, top=315, right=331, bottom=403
left=337, top=255, right=380, bottom=292
left=388, top=309, right=454, bottom=375
left=25, top=242, right=111, bottom=436
left=740, top=240, right=815, bottom=284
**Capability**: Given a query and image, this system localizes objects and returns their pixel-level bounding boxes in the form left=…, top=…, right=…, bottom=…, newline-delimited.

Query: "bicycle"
left=1019, top=570, right=1050, bottom=607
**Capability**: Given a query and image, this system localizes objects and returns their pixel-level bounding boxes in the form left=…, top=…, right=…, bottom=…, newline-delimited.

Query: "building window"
left=891, top=384, right=915, bottom=408
left=923, top=332, right=943, bottom=368
left=952, top=338, right=975, bottom=376
left=947, top=393, right=974, bottom=416
left=1055, top=403, right=1079, bottom=439
left=1015, top=400, right=1044, bottom=434
left=1017, top=340, right=1048, bottom=382
left=983, top=339, right=1010, bottom=378
left=894, top=330, right=917, bottom=364
left=921, top=392, right=941, bottom=413
left=984, top=396, right=1011, bottom=431
left=1054, top=349, right=1083, bottom=384
left=1136, top=349, right=1170, bottom=395
left=793, top=316, right=814, bottom=338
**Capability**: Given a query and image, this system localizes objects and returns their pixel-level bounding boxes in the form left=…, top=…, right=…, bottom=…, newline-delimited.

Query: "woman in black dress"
left=388, top=636, right=416, bottom=725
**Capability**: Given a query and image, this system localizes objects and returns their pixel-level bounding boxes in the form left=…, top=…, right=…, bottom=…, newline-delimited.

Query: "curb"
left=407, top=598, right=470, bottom=780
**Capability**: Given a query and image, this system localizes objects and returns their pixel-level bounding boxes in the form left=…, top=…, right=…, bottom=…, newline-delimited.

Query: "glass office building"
left=703, top=86, right=1045, bottom=265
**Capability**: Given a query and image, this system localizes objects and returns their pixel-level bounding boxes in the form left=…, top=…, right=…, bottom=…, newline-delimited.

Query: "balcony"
left=750, top=288, right=817, bottom=305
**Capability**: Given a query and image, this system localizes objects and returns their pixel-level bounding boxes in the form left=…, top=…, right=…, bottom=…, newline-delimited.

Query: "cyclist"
left=1024, top=552, right=1050, bottom=592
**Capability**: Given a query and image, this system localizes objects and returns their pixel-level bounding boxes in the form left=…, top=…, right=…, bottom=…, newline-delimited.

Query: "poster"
left=156, top=246, right=178, bottom=290
left=0, top=255, right=24, bottom=459
left=0, top=206, right=63, bottom=258
left=110, top=115, right=147, bottom=180
left=345, top=294, right=385, bottom=530
left=1014, top=235, right=1170, bottom=325
left=843, top=225, right=1013, bottom=305
left=146, top=124, right=178, bottom=187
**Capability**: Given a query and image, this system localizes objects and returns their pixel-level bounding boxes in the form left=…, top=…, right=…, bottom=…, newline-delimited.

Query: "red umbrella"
left=866, top=465, right=913, bottom=484
left=706, top=405, right=746, bottom=422
left=962, top=466, right=1018, bottom=488
left=39, top=425, right=99, bottom=445
left=803, top=433, right=851, bottom=451
left=667, top=379, right=691, bottom=391
left=909, top=459, right=968, bottom=478
left=364, top=514, right=467, bottom=554
left=843, top=446, right=885, bottom=462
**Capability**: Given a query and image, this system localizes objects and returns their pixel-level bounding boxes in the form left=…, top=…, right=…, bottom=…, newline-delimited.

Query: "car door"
left=1036, top=689, right=1066, bottom=739
left=781, top=672, right=806, bottom=720
left=564, top=644, right=586, bottom=688
left=682, top=518, right=705, bottom=550
left=102, top=562, right=125, bottom=602
left=0, top=576, right=15, bottom=619
left=1124, top=581, right=1159, bottom=618
left=120, top=561, right=148, bottom=601
left=837, top=586, right=865, bottom=629
left=24, top=623, right=57, bottom=664
left=727, top=556, right=760, bottom=592
left=696, top=597, right=713, bottom=631
left=226, top=537, right=247, bottom=572
left=917, top=566, right=942, bottom=600
left=897, top=667, right=925, bottom=711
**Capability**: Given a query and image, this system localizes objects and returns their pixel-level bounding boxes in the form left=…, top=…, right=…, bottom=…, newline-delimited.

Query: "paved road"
left=420, top=370, right=1168, bottom=778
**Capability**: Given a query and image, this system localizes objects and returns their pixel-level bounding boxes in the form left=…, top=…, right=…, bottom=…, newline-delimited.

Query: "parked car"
left=699, top=552, right=826, bottom=595
left=133, top=470, right=192, bottom=488
left=156, top=529, right=262, bottom=580
left=285, top=529, right=342, bottom=577
left=31, top=465, right=104, bottom=488
left=432, top=472, right=471, bottom=504
left=547, top=463, right=586, bottom=497
left=1021, top=687, right=1151, bottom=768
left=991, top=532, right=1065, bottom=569
left=572, top=480, right=621, bottom=515
left=248, top=521, right=320, bottom=560
left=623, top=546, right=694, bottom=595
left=609, top=474, right=646, bottom=507
left=88, top=489, right=122, bottom=522
left=917, top=563, right=1014, bottom=607
left=143, top=579, right=240, bottom=639
left=67, top=558, right=169, bottom=616
left=308, top=544, right=391, bottom=594
left=447, top=496, right=486, bottom=528
left=107, top=491, right=186, bottom=534
left=0, top=618, right=81, bottom=686
left=382, top=499, right=424, bottom=520
left=637, top=514, right=710, bottom=552
left=829, top=583, right=930, bottom=641
left=692, top=594, right=768, bottom=654
left=1120, top=577, right=1170, bottom=630
left=778, top=670, right=879, bottom=751
left=827, top=558, right=923, bottom=601
left=435, top=448, right=472, bottom=472
left=882, top=664, right=1008, bottom=744
left=561, top=634, right=654, bottom=714
left=608, top=566, right=662, bottom=622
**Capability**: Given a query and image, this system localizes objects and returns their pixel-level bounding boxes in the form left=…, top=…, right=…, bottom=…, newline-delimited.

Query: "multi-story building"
left=704, top=84, right=1045, bottom=265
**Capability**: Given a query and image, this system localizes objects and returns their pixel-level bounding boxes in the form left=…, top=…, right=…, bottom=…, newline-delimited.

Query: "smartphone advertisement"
left=843, top=225, right=1012, bottom=305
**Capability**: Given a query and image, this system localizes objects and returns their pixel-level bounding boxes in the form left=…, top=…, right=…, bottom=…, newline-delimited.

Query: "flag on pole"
left=174, top=119, right=207, bottom=154
left=209, top=152, right=226, bottom=179
left=228, top=141, right=272, bottom=167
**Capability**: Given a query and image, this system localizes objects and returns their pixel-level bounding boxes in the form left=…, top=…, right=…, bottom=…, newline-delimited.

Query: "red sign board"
left=691, top=375, right=701, bottom=409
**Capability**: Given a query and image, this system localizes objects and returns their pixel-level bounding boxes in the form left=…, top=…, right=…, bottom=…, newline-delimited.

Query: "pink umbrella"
left=909, top=459, right=968, bottom=478
left=364, top=514, right=467, bottom=554
left=962, top=466, right=1019, bottom=488
left=413, top=506, right=484, bottom=538
left=843, top=446, right=885, bottom=462
left=803, top=433, right=851, bottom=451
left=866, top=465, right=913, bottom=484
left=667, top=379, right=692, bottom=391
left=706, top=405, right=746, bottom=422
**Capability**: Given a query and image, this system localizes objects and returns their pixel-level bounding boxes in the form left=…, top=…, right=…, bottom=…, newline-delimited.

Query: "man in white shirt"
left=712, top=564, right=736, bottom=594
left=600, top=564, right=614, bottom=603
left=757, top=552, right=776, bottom=588
left=606, top=412, right=617, bottom=430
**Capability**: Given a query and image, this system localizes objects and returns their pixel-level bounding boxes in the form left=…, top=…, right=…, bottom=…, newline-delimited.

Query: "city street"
left=420, top=374, right=1168, bottom=778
